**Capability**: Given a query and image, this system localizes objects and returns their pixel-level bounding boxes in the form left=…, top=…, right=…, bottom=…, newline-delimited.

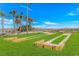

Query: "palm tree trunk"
left=26, top=3, right=29, bottom=34
left=17, top=23, right=19, bottom=35
left=2, top=16, right=4, bottom=32
left=13, top=15, right=16, bottom=33
left=26, top=20, right=29, bottom=34
left=20, top=19, right=22, bottom=32
left=29, top=22, right=31, bottom=31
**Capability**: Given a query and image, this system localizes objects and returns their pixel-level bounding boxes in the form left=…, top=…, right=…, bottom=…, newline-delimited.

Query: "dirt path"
left=43, top=32, right=55, bottom=35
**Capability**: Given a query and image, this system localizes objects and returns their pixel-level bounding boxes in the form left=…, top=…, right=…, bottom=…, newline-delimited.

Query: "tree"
left=15, top=15, right=20, bottom=34
left=24, top=16, right=29, bottom=33
left=0, top=11, right=5, bottom=32
left=26, top=3, right=29, bottom=34
left=15, top=12, right=23, bottom=32
left=24, top=16, right=32, bottom=32
left=9, top=10, right=16, bottom=33
left=28, top=17, right=32, bottom=31
left=19, top=12, right=23, bottom=32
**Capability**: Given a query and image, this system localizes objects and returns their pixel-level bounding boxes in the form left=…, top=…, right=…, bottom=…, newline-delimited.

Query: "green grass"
left=0, top=32, right=79, bottom=56
left=43, top=32, right=62, bottom=41
left=3, top=32, right=42, bottom=38
left=0, top=32, right=62, bottom=56
left=62, top=32, right=79, bottom=55
left=52, top=35, right=66, bottom=44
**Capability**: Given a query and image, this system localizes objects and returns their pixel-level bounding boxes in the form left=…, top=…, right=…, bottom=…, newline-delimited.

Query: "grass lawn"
left=52, top=35, right=66, bottom=44
left=42, top=32, right=62, bottom=41
left=62, top=32, right=79, bottom=55
left=0, top=32, right=79, bottom=56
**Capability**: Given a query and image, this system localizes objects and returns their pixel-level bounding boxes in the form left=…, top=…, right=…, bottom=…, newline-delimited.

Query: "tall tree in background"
left=26, top=3, right=29, bottom=34
left=25, top=16, right=32, bottom=32
left=15, top=15, right=20, bottom=34
left=9, top=10, right=16, bottom=33
left=28, top=17, right=32, bottom=31
left=0, top=11, right=5, bottom=32
left=25, top=16, right=29, bottom=33
left=19, top=12, right=23, bottom=32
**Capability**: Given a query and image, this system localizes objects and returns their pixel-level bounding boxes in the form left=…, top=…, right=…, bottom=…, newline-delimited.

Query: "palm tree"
left=26, top=3, right=29, bottom=34
left=19, top=12, right=23, bottom=32
left=28, top=17, right=32, bottom=31
left=24, top=16, right=29, bottom=33
left=0, top=11, right=5, bottom=32
left=25, top=16, right=32, bottom=32
left=15, top=15, right=19, bottom=34
left=9, top=10, right=16, bottom=33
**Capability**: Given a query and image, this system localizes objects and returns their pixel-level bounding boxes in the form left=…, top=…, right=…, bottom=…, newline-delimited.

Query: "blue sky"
left=29, top=3, right=79, bottom=29
left=0, top=3, right=27, bottom=28
left=0, top=3, right=79, bottom=29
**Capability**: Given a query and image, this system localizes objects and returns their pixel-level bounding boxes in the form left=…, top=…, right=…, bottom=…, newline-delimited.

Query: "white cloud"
left=70, top=20, right=79, bottom=24
left=33, top=25, right=41, bottom=28
left=33, top=21, right=58, bottom=29
left=33, top=24, right=46, bottom=28
left=33, top=20, right=79, bottom=29
left=67, top=12, right=76, bottom=16
left=32, top=22, right=39, bottom=24
left=0, top=18, right=13, bottom=24
left=20, top=5, right=26, bottom=8
left=66, top=6, right=79, bottom=16
left=44, top=21, right=57, bottom=25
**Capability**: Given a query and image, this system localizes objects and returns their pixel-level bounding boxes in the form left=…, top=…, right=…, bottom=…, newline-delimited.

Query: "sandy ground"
left=4, top=37, right=27, bottom=42
left=43, top=32, right=53, bottom=35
